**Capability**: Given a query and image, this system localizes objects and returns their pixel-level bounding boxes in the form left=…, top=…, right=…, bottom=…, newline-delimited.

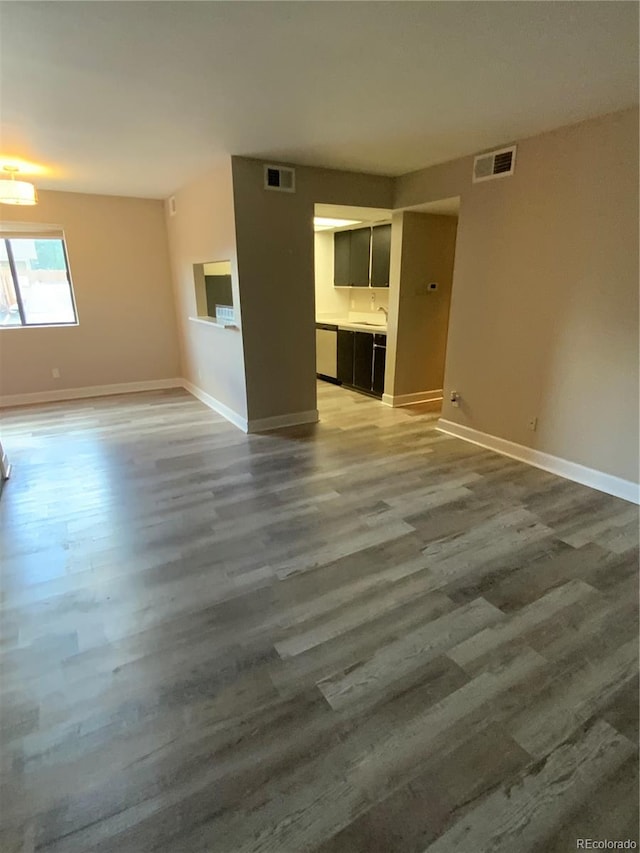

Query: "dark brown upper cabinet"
left=371, top=224, right=391, bottom=288
left=349, top=228, right=371, bottom=287
left=333, top=231, right=351, bottom=287
left=333, top=224, right=391, bottom=288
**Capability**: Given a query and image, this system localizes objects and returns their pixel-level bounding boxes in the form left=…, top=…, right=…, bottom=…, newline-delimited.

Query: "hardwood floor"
left=0, top=382, right=638, bottom=852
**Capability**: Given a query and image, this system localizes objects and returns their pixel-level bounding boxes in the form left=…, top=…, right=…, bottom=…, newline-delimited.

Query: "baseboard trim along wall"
left=0, top=442, right=11, bottom=481
left=437, top=419, right=640, bottom=505
left=382, top=389, right=443, bottom=407
left=181, top=380, right=249, bottom=432
left=0, top=376, right=317, bottom=437
left=247, top=410, right=319, bottom=433
left=0, top=377, right=184, bottom=408
left=182, top=382, right=317, bottom=433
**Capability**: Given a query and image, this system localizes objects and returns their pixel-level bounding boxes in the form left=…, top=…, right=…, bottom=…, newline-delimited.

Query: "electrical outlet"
left=528, top=417, right=538, bottom=431
left=52, top=368, right=60, bottom=379
left=450, top=391, right=460, bottom=408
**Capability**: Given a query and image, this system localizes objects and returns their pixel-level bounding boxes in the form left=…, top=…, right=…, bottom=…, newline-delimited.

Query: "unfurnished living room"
left=0, top=2, right=638, bottom=851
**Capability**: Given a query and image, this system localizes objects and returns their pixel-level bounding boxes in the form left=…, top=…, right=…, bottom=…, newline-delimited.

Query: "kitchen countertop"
left=316, top=317, right=387, bottom=335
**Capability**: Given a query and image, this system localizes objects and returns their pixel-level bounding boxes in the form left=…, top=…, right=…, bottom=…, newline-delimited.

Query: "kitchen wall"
left=231, top=157, right=394, bottom=425
left=314, top=230, right=390, bottom=320
left=395, top=106, right=639, bottom=484
left=349, top=288, right=390, bottom=317
left=0, top=190, right=180, bottom=400
left=165, top=159, right=248, bottom=423
left=385, top=211, right=457, bottom=402
left=313, top=231, right=349, bottom=317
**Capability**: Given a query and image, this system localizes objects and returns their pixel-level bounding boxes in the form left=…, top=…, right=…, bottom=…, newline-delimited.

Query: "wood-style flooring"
left=1, top=382, right=638, bottom=852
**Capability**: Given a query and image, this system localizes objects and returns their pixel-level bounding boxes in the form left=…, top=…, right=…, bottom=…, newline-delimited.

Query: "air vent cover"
left=264, top=165, right=296, bottom=193
left=473, top=145, right=516, bottom=183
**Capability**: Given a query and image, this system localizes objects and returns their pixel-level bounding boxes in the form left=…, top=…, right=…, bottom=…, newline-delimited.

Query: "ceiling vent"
left=264, top=164, right=296, bottom=193
left=472, top=145, right=517, bottom=183
left=167, top=195, right=177, bottom=216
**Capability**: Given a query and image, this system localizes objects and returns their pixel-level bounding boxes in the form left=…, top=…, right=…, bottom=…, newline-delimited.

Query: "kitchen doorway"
left=313, top=203, right=392, bottom=417
left=313, top=198, right=460, bottom=424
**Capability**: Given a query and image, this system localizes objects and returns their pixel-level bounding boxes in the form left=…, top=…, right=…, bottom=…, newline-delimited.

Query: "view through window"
left=0, top=237, right=77, bottom=326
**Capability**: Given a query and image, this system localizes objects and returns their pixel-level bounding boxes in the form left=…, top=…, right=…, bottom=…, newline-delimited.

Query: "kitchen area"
left=314, top=204, right=392, bottom=400
left=313, top=200, right=460, bottom=410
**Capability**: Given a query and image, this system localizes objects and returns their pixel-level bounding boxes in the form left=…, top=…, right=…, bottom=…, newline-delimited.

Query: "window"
left=0, top=237, right=77, bottom=327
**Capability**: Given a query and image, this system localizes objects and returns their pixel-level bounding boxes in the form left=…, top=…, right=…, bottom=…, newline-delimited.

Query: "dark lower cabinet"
left=338, top=329, right=386, bottom=398
left=353, top=332, right=374, bottom=390
left=372, top=340, right=386, bottom=395
left=337, top=330, right=355, bottom=385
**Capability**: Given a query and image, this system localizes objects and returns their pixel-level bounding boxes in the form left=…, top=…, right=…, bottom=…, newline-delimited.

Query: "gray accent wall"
left=231, top=157, right=393, bottom=422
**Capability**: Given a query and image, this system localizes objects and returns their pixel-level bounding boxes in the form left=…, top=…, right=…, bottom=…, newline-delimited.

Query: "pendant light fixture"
left=0, top=165, right=38, bottom=206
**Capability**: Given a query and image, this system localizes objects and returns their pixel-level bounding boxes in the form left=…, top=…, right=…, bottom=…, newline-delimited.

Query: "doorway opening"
left=313, top=203, right=392, bottom=420
left=312, top=198, right=460, bottom=425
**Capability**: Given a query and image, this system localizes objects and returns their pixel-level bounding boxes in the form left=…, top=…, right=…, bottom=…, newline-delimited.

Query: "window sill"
left=188, top=316, right=239, bottom=330
left=0, top=321, right=79, bottom=329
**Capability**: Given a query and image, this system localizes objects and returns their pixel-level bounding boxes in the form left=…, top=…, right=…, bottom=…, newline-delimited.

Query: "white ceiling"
left=1, top=2, right=637, bottom=199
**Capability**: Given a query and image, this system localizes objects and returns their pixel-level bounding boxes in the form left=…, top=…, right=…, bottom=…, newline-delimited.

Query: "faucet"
left=377, top=306, right=388, bottom=320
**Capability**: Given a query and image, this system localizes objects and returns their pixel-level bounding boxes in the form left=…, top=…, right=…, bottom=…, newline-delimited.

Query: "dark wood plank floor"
left=1, top=382, right=638, bottom=852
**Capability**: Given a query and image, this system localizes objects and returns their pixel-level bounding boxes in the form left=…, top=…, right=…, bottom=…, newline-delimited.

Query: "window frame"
left=0, top=235, right=79, bottom=328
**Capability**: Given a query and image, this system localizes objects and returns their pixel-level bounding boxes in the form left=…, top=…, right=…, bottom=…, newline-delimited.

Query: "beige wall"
left=231, top=157, right=393, bottom=421
left=396, top=107, right=639, bottom=482
left=386, top=212, right=457, bottom=398
left=165, top=160, right=248, bottom=421
left=0, top=190, right=179, bottom=399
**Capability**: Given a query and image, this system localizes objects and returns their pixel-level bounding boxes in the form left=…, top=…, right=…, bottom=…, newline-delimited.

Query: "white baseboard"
left=182, top=382, right=316, bottom=434
left=248, top=409, right=319, bottom=433
left=0, top=447, right=11, bottom=480
left=181, top=380, right=248, bottom=432
left=0, top=378, right=183, bottom=408
left=382, top=389, right=443, bottom=408
left=1, top=376, right=317, bottom=437
left=437, top=419, right=640, bottom=505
